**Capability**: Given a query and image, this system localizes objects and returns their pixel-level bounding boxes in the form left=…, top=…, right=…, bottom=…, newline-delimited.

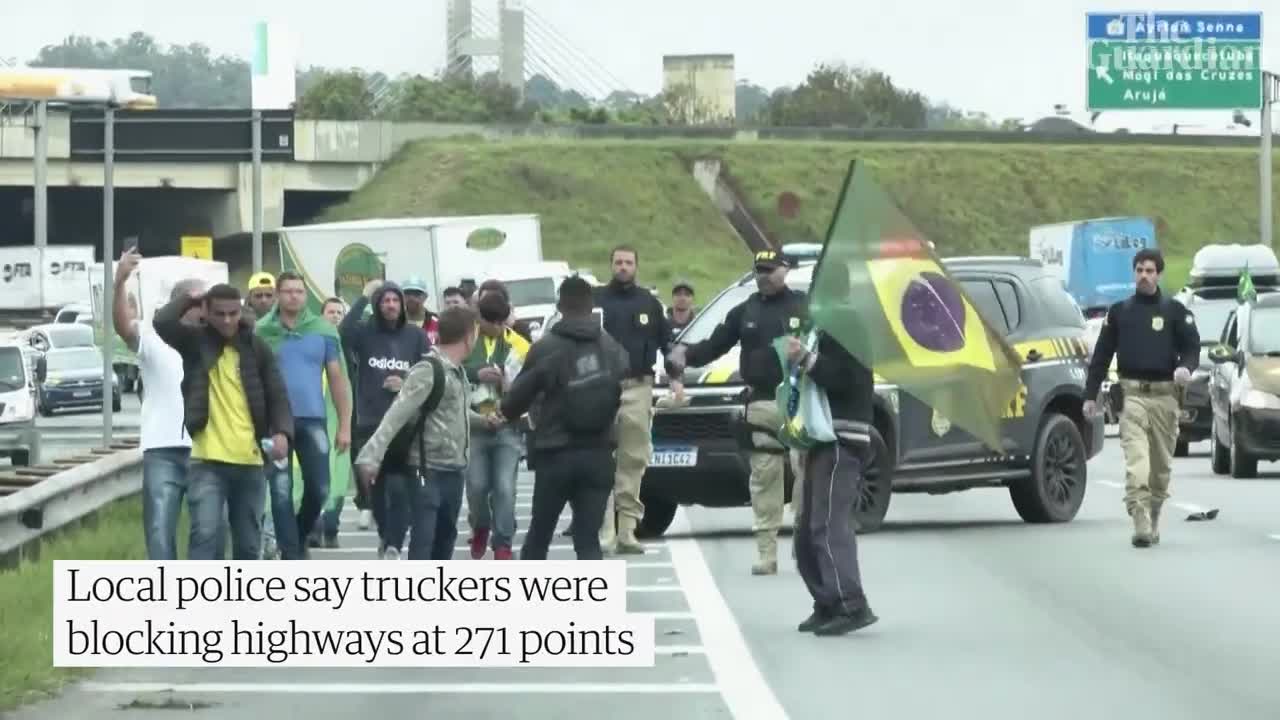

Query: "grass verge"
left=0, top=494, right=185, bottom=713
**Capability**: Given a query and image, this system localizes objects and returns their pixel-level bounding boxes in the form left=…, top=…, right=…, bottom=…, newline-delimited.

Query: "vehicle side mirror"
left=1207, top=344, right=1233, bottom=364
left=35, top=357, right=46, bottom=382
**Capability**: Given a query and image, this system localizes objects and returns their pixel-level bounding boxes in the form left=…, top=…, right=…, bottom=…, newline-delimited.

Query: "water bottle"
left=260, top=438, right=288, bottom=470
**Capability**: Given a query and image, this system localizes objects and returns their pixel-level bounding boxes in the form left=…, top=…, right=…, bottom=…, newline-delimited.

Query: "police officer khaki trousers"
left=1117, top=379, right=1179, bottom=547
left=746, top=399, right=787, bottom=574
left=601, top=377, right=651, bottom=554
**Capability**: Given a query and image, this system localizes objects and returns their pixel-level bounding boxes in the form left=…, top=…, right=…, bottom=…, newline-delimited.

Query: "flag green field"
left=806, top=160, right=1024, bottom=452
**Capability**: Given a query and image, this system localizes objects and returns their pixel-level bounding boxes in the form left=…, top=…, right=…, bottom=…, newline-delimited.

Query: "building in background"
left=662, top=54, right=735, bottom=125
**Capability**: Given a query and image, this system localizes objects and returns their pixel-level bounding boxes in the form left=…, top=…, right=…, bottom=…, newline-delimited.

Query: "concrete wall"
left=662, top=54, right=736, bottom=125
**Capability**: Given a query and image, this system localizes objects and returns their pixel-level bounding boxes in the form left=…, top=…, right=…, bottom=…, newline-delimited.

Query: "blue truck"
left=1028, top=216, right=1157, bottom=316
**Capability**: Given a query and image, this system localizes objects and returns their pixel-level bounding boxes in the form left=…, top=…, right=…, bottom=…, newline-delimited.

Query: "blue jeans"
left=466, top=427, right=522, bottom=550
left=187, top=460, right=267, bottom=560
left=409, top=468, right=465, bottom=560
left=141, top=447, right=192, bottom=560
left=267, top=417, right=330, bottom=560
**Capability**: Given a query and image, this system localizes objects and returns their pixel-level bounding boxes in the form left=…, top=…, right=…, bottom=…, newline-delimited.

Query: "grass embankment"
left=0, top=496, right=181, bottom=712
left=317, top=139, right=1274, bottom=297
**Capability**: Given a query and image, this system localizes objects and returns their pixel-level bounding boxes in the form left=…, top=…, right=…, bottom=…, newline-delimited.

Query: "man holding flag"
left=256, top=271, right=353, bottom=560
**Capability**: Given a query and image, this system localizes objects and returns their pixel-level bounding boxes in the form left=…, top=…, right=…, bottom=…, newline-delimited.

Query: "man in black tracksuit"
left=340, top=280, right=431, bottom=559
left=667, top=249, right=808, bottom=574
left=502, top=276, right=631, bottom=560
left=590, top=245, right=671, bottom=554
left=780, top=320, right=879, bottom=636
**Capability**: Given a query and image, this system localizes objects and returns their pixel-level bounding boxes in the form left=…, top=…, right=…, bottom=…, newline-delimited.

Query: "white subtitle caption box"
left=53, top=560, right=653, bottom=668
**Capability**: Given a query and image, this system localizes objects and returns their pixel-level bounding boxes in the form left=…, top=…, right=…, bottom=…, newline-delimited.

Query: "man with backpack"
left=500, top=277, right=631, bottom=561
left=353, top=305, right=482, bottom=561
left=341, top=279, right=431, bottom=560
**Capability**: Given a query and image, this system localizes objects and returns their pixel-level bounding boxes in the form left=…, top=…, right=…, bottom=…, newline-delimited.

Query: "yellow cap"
left=248, top=272, right=275, bottom=290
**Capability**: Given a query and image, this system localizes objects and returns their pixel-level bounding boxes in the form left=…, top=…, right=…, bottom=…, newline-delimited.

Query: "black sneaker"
left=797, top=610, right=830, bottom=632
left=814, top=607, right=878, bottom=636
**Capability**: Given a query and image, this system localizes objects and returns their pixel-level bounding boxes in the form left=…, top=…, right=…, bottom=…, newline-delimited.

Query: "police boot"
left=616, top=516, right=645, bottom=555
left=1130, top=505, right=1153, bottom=548
left=1150, top=501, right=1163, bottom=545
left=752, top=531, right=778, bottom=575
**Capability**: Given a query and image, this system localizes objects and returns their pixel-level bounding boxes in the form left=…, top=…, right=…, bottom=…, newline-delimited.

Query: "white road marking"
left=79, top=682, right=722, bottom=694
left=1097, top=480, right=1124, bottom=489
left=665, top=507, right=790, bottom=720
left=1267, top=535, right=1280, bottom=542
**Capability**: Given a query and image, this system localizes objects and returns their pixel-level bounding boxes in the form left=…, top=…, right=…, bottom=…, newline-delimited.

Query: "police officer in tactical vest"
left=667, top=249, right=807, bottom=574
left=1084, top=247, right=1199, bottom=548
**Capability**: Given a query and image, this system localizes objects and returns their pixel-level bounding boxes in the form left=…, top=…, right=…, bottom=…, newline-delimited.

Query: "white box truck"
left=0, top=245, right=95, bottom=312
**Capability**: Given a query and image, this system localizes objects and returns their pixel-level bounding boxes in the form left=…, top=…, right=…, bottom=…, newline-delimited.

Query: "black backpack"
left=383, top=356, right=445, bottom=468
left=558, top=338, right=622, bottom=435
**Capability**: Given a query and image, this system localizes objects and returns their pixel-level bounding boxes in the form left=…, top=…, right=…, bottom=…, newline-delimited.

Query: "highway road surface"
left=10, top=432, right=1280, bottom=720
left=10, top=394, right=142, bottom=466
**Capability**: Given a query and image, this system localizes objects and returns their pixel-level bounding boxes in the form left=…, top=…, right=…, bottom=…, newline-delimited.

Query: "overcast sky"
left=10, top=0, right=1278, bottom=133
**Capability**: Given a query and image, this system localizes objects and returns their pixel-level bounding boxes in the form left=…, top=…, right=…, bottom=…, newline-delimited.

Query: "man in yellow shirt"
left=463, top=289, right=530, bottom=560
left=154, top=283, right=294, bottom=560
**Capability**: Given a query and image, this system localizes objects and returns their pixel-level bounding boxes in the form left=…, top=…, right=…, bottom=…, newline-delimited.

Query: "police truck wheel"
left=1010, top=413, right=1087, bottom=524
left=1210, top=420, right=1230, bottom=475
left=852, top=425, right=893, bottom=534
left=636, top=497, right=677, bottom=538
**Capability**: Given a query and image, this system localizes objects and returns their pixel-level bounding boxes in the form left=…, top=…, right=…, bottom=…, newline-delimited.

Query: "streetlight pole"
left=252, top=110, right=263, bottom=272
left=1262, top=71, right=1275, bottom=249
left=101, top=105, right=115, bottom=448
left=33, top=101, right=47, bottom=250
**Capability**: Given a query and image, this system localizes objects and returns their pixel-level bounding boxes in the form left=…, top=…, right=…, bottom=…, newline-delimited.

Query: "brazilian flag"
left=1239, top=265, right=1257, bottom=304
left=807, top=160, right=1023, bottom=452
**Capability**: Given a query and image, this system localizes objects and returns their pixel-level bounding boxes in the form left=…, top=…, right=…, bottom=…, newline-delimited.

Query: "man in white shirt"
left=113, top=248, right=207, bottom=560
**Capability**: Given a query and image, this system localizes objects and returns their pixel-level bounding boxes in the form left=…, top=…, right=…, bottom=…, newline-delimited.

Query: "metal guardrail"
left=0, top=444, right=142, bottom=564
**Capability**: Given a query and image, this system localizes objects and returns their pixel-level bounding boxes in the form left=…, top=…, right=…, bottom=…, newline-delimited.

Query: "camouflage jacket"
left=355, top=347, right=484, bottom=472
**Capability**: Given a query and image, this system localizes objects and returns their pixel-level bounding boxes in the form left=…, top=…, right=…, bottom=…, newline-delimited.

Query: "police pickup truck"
left=637, top=247, right=1106, bottom=537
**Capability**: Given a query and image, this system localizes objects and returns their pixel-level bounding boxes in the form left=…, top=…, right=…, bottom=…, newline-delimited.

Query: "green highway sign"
left=1086, top=12, right=1263, bottom=111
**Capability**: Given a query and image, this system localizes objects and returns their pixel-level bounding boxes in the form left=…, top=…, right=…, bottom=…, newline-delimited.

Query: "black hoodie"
left=500, top=315, right=631, bottom=453
left=340, top=282, right=432, bottom=431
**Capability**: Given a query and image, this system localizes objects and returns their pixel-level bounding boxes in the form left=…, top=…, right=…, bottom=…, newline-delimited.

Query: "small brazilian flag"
left=806, top=160, right=1024, bottom=452
left=1239, top=265, right=1257, bottom=304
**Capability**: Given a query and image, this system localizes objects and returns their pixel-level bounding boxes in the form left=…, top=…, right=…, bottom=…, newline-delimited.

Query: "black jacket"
left=153, top=295, right=294, bottom=445
left=340, top=283, right=431, bottom=431
left=1084, top=289, right=1200, bottom=399
left=805, top=330, right=874, bottom=427
left=680, top=287, right=808, bottom=401
left=500, top=315, right=631, bottom=453
left=594, top=281, right=669, bottom=379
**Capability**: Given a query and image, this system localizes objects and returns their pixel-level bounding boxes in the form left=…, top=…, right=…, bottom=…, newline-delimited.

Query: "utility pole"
left=1262, top=71, right=1275, bottom=249
left=101, top=106, right=116, bottom=447
left=252, top=110, right=263, bottom=272
left=33, top=101, right=47, bottom=249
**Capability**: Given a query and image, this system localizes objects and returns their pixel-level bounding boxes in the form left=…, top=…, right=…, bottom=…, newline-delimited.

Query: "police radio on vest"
left=368, top=357, right=412, bottom=371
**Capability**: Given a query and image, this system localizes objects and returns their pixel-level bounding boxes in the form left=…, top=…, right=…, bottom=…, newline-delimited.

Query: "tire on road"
left=1229, top=416, right=1258, bottom=479
left=636, top=496, right=677, bottom=538
left=1010, top=412, right=1088, bottom=524
left=10, top=449, right=30, bottom=466
left=1210, top=419, right=1230, bottom=475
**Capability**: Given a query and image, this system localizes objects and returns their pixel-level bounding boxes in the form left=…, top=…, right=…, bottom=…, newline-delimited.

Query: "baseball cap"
left=753, top=250, right=793, bottom=272
left=672, top=279, right=695, bottom=294
left=402, top=275, right=428, bottom=294
left=248, top=272, right=275, bottom=290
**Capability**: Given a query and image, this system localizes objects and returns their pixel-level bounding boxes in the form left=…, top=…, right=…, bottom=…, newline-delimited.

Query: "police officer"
left=593, top=245, right=672, bottom=555
left=667, top=249, right=806, bottom=574
left=1084, top=247, right=1199, bottom=548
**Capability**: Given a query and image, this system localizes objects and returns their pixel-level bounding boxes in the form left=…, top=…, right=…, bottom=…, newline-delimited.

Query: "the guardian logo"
left=368, top=357, right=412, bottom=371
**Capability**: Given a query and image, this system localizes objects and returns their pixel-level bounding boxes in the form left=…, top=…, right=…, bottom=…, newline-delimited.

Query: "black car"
left=640, top=254, right=1106, bottom=537
left=36, top=346, right=122, bottom=415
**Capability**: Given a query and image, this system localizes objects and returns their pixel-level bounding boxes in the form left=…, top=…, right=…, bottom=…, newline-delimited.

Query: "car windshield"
left=46, top=348, right=102, bottom=373
left=503, top=277, right=559, bottom=306
left=1248, top=306, right=1280, bottom=355
left=676, top=266, right=814, bottom=345
left=1185, top=299, right=1238, bottom=344
left=0, top=347, right=25, bottom=391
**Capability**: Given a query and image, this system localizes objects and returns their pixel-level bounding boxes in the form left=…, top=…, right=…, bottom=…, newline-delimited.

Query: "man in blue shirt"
left=257, top=271, right=352, bottom=560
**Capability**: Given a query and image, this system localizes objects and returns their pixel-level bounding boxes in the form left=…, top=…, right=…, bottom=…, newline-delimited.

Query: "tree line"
left=23, top=32, right=1024, bottom=131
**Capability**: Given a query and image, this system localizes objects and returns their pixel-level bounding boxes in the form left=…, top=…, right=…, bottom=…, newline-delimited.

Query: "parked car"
left=35, top=346, right=121, bottom=416
left=19, top=322, right=95, bottom=356
left=1206, top=293, right=1280, bottom=478
left=0, top=343, right=39, bottom=465
left=643, top=250, right=1105, bottom=537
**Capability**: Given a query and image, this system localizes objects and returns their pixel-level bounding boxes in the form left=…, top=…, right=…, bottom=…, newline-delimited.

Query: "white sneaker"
left=382, top=546, right=401, bottom=561
left=358, top=510, right=372, bottom=530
